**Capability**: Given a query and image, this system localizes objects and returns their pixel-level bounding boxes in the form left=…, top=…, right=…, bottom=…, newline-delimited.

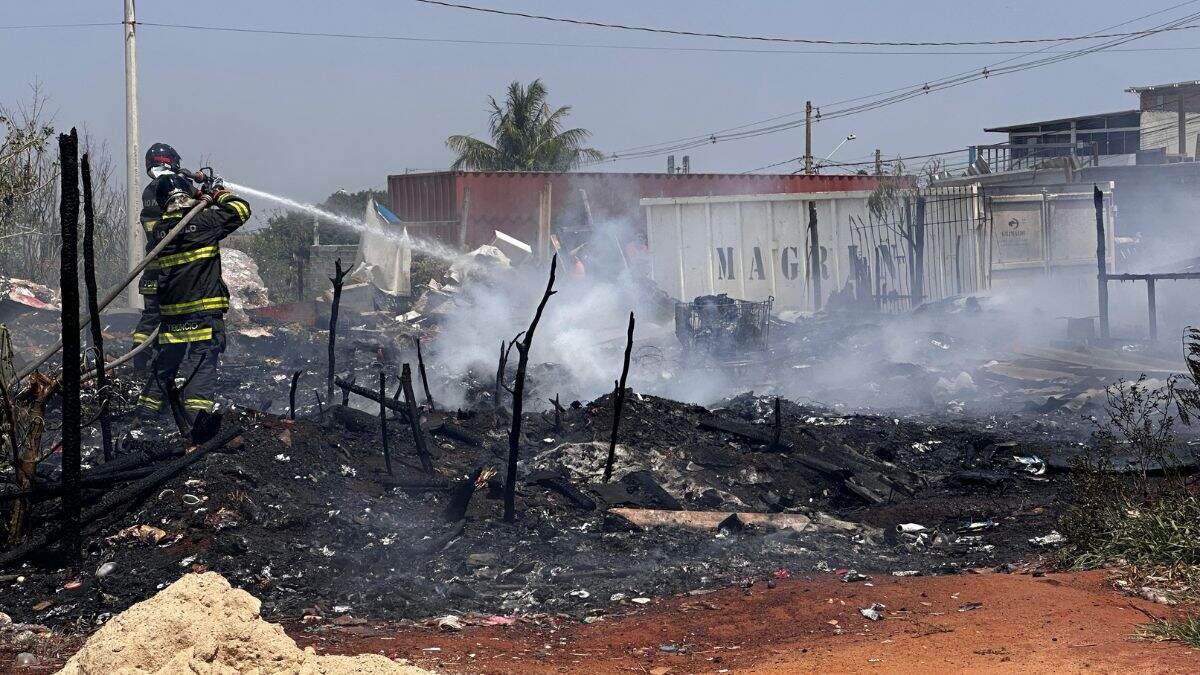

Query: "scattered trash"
left=106, top=525, right=169, bottom=546
left=896, top=523, right=927, bottom=534
left=859, top=602, right=886, bottom=621
left=773, top=568, right=791, bottom=579
left=1013, top=455, right=1046, bottom=476
left=957, top=519, right=996, bottom=533
left=437, top=615, right=464, bottom=631
left=95, top=562, right=118, bottom=579
left=631, top=597, right=652, bottom=605
left=957, top=602, right=983, bottom=612
left=1028, top=531, right=1067, bottom=547
left=891, top=570, right=920, bottom=577
left=839, top=570, right=869, bottom=583
left=1138, top=587, right=1177, bottom=606
left=14, top=652, right=36, bottom=668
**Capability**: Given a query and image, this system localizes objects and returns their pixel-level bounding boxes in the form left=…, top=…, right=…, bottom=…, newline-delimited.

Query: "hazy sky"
left=3, top=1, right=1198, bottom=202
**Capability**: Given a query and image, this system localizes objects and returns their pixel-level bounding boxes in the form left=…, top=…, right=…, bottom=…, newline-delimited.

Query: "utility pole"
left=874, top=148, right=882, bottom=175
left=124, top=0, right=143, bottom=309
left=804, top=101, right=813, bottom=175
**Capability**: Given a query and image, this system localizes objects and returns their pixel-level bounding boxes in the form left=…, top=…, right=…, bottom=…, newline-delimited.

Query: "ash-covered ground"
left=2, top=276, right=1195, bottom=635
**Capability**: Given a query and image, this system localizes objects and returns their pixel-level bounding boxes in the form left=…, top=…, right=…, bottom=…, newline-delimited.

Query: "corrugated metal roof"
left=983, top=109, right=1139, bottom=133
left=1127, top=80, right=1200, bottom=93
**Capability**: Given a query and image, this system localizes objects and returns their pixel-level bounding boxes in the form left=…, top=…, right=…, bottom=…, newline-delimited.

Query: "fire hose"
left=12, top=196, right=214, bottom=386
left=81, top=326, right=159, bottom=383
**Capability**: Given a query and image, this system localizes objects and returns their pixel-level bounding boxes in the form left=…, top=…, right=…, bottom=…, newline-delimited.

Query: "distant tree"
left=447, top=79, right=604, bottom=171
left=235, top=189, right=384, bottom=302
left=0, top=86, right=128, bottom=291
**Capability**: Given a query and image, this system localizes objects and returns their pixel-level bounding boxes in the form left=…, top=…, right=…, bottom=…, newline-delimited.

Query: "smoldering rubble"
left=1, top=240, right=1197, bottom=635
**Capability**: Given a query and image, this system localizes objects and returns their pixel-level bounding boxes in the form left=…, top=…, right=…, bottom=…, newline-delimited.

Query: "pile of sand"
left=58, top=572, right=430, bottom=675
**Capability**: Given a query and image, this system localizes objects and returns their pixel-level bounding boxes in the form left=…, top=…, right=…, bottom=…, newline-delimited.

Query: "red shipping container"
left=387, top=171, right=882, bottom=250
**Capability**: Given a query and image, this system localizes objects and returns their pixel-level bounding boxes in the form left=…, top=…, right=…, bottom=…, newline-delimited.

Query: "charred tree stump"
left=58, top=130, right=83, bottom=561
left=342, top=375, right=354, bottom=406
left=80, top=153, right=113, bottom=462
left=493, top=340, right=508, bottom=421
left=444, top=467, right=485, bottom=523
left=4, top=373, right=56, bottom=546
left=326, top=258, right=351, bottom=402
left=603, top=312, right=635, bottom=483
left=773, top=397, right=782, bottom=449
left=504, top=255, right=557, bottom=522
left=379, top=371, right=392, bottom=475
left=414, top=336, right=434, bottom=410
left=401, top=364, right=433, bottom=474
left=550, top=394, right=564, bottom=433
left=289, top=370, right=302, bottom=420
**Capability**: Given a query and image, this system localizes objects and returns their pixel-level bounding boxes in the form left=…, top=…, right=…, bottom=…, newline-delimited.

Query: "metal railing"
left=972, top=142, right=1099, bottom=173
left=849, top=187, right=989, bottom=313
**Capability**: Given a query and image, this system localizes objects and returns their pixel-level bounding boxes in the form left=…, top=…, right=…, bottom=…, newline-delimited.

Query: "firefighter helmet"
left=145, top=142, right=182, bottom=176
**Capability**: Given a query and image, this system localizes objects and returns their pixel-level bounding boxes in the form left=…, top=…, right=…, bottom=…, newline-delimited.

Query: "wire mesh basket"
left=674, top=294, right=773, bottom=355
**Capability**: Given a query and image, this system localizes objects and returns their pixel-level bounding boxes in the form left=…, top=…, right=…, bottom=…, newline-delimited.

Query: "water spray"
left=222, top=181, right=463, bottom=262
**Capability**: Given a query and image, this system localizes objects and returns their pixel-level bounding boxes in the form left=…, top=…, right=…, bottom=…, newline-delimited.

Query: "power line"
left=597, top=4, right=1200, bottom=164
left=0, top=22, right=117, bottom=30
left=13, top=18, right=1200, bottom=57
left=413, top=0, right=1200, bottom=47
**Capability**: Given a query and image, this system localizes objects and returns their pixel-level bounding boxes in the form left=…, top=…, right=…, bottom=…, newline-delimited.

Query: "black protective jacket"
left=137, top=180, right=167, bottom=295
left=151, top=193, right=251, bottom=341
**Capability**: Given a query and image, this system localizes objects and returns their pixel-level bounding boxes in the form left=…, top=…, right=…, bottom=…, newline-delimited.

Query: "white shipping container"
left=642, top=191, right=876, bottom=313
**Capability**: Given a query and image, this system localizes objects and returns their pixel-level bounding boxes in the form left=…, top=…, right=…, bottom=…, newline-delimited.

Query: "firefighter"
left=136, top=175, right=251, bottom=436
left=133, top=143, right=190, bottom=414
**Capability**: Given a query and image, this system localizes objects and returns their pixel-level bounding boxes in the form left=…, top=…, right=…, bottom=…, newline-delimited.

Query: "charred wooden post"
left=80, top=153, right=113, bottom=462
left=379, top=371, right=392, bottom=475
left=1094, top=185, right=1109, bottom=339
left=807, top=201, right=822, bottom=311
left=401, top=364, right=433, bottom=474
left=414, top=336, right=435, bottom=410
left=289, top=370, right=302, bottom=420
left=504, top=255, right=558, bottom=522
left=314, top=390, right=324, bottom=417
left=494, top=340, right=508, bottom=417
left=326, top=258, right=351, bottom=401
left=334, top=375, right=410, bottom=420
left=603, top=312, right=636, bottom=483
left=550, top=393, right=564, bottom=433
left=773, top=396, right=782, bottom=449
left=342, top=375, right=354, bottom=406
left=58, top=130, right=83, bottom=560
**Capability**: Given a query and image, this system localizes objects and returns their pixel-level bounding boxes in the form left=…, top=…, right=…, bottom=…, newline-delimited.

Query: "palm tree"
left=447, top=79, right=605, bottom=171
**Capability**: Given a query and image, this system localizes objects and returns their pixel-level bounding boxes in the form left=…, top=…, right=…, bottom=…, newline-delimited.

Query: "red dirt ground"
left=294, top=570, right=1199, bottom=674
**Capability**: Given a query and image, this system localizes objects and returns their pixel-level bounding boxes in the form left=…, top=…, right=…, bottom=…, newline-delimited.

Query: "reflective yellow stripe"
left=132, top=331, right=151, bottom=343
left=158, top=327, right=213, bottom=344
left=184, top=398, right=215, bottom=412
left=228, top=200, right=249, bottom=222
left=160, top=296, right=229, bottom=316
left=157, top=245, right=219, bottom=268
left=137, top=395, right=162, bottom=411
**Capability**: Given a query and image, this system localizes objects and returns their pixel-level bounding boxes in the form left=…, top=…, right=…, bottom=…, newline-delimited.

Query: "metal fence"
left=848, top=186, right=990, bottom=312
left=972, top=142, right=1099, bottom=173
